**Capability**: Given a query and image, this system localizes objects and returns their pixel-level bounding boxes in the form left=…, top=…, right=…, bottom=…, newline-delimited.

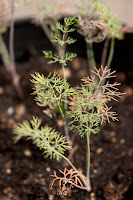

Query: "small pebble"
left=24, top=149, right=32, bottom=157
left=4, top=187, right=12, bottom=194
left=49, top=194, right=54, bottom=200
left=111, top=137, right=117, bottom=143
left=57, top=119, right=64, bottom=127
left=120, top=138, right=125, bottom=144
left=96, top=148, right=103, bottom=154
left=7, top=107, right=14, bottom=115
left=15, top=104, right=25, bottom=119
left=93, top=169, right=97, bottom=174
left=90, top=192, right=96, bottom=200
left=0, top=87, right=4, bottom=95
left=110, top=131, right=116, bottom=137
left=46, top=167, right=51, bottom=172
left=5, top=168, right=12, bottom=175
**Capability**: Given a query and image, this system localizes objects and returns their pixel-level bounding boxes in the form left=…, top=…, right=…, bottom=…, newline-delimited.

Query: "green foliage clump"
left=14, top=117, right=71, bottom=161
left=43, top=16, right=77, bottom=66
left=92, top=1, right=123, bottom=39
left=31, top=72, right=75, bottom=105
left=68, top=83, right=101, bottom=137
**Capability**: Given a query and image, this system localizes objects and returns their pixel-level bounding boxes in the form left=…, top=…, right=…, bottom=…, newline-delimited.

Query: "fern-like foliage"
left=68, top=82, right=101, bottom=137
left=13, top=117, right=71, bottom=161
left=92, top=1, right=123, bottom=39
left=31, top=72, right=75, bottom=106
left=68, top=66, right=123, bottom=137
left=43, top=16, right=77, bottom=66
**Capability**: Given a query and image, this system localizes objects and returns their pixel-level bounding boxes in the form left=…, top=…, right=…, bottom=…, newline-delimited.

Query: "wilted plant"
left=13, top=16, right=123, bottom=197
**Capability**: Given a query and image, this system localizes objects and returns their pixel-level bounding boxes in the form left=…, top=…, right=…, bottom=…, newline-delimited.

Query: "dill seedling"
left=13, top=16, right=123, bottom=197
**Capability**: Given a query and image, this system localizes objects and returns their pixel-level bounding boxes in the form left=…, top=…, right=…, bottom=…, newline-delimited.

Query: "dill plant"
left=77, top=0, right=123, bottom=77
left=13, top=16, right=123, bottom=197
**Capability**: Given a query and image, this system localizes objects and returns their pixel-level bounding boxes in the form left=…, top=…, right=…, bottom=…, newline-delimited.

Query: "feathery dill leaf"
left=43, top=16, right=77, bottom=66
left=68, top=82, right=101, bottom=137
left=13, top=117, right=71, bottom=161
left=31, top=72, right=75, bottom=105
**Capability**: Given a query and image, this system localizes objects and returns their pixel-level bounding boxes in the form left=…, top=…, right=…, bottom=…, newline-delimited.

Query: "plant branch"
left=86, top=131, right=91, bottom=191
left=101, top=37, right=110, bottom=67
left=106, top=37, right=115, bottom=70
left=9, top=0, right=24, bottom=99
left=0, top=34, right=11, bottom=72
left=86, top=42, right=96, bottom=77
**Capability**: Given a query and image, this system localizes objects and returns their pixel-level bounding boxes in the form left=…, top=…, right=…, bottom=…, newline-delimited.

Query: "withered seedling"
left=49, top=168, right=86, bottom=198
left=13, top=16, right=123, bottom=198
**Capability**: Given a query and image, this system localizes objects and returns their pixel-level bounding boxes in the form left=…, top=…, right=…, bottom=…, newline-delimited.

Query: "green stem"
left=55, top=150, right=77, bottom=171
left=101, top=37, right=110, bottom=67
left=87, top=42, right=96, bottom=76
left=60, top=31, right=71, bottom=144
left=57, top=103, right=72, bottom=146
left=0, top=34, right=11, bottom=72
left=86, top=131, right=91, bottom=191
left=106, top=37, right=115, bottom=69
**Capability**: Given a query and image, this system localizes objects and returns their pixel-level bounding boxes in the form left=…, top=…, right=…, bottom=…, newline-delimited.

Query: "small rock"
left=57, top=119, right=64, bottom=127
left=5, top=168, right=12, bottom=175
left=120, top=138, right=125, bottom=144
left=110, top=131, right=116, bottom=137
left=49, top=194, right=54, bottom=200
left=93, top=169, right=97, bottom=174
left=111, top=137, right=117, bottom=143
left=15, top=104, right=25, bottom=119
left=24, top=149, right=32, bottom=157
left=46, top=167, right=51, bottom=172
left=96, top=148, right=103, bottom=154
left=0, top=87, right=4, bottom=95
left=7, top=107, right=14, bottom=115
left=90, top=192, right=96, bottom=200
left=4, top=187, right=12, bottom=194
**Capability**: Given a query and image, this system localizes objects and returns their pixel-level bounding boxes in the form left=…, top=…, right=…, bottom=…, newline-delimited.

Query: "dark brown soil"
left=0, top=53, right=133, bottom=200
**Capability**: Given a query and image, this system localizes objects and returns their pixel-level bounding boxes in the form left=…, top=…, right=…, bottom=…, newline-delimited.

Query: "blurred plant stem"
left=10, top=0, right=24, bottom=98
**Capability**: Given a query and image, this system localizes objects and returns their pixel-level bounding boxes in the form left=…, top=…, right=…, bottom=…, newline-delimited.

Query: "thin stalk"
left=86, top=131, right=91, bottom=192
left=86, top=42, right=96, bottom=77
left=55, top=150, right=77, bottom=171
left=0, top=34, right=11, bottom=72
left=57, top=103, right=72, bottom=146
left=59, top=30, right=71, bottom=145
left=41, top=23, right=61, bottom=55
left=101, top=37, right=115, bottom=86
left=106, top=37, right=115, bottom=69
left=10, top=0, right=24, bottom=99
left=101, top=37, right=110, bottom=67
